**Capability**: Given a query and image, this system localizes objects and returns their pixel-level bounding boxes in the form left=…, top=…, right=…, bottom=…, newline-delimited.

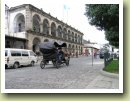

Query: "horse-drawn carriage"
left=39, top=41, right=70, bottom=69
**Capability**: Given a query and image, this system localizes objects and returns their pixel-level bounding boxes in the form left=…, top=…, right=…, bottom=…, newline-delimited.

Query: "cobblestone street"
left=5, top=56, right=119, bottom=89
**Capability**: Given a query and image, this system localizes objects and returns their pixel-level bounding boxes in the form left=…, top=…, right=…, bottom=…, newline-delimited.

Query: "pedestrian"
left=94, top=52, right=97, bottom=59
left=76, top=51, right=78, bottom=58
left=72, top=52, right=74, bottom=58
left=57, top=47, right=65, bottom=63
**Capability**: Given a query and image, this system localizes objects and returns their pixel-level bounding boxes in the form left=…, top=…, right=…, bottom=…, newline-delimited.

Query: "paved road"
left=5, top=56, right=119, bottom=89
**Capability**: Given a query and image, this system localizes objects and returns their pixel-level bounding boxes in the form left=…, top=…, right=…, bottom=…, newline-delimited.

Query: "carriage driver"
left=57, top=47, right=65, bottom=63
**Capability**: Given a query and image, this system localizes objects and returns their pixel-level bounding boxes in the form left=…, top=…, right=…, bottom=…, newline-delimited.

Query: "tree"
left=85, top=4, right=119, bottom=48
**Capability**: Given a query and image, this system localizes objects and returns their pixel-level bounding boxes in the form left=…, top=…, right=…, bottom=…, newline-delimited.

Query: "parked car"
left=99, top=52, right=104, bottom=59
left=113, top=51, right=119, bottom=59
left=99, top=48, right=110, bottom=59
left=5, top=48, right=38, bottom=69
left=116, top=51, right=119, bottom=58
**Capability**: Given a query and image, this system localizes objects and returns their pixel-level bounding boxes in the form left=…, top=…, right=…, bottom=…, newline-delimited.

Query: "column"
left=25, top=5, right=32, bottom=31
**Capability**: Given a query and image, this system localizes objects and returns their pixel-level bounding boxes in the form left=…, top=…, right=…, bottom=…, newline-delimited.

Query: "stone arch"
left=78, top=35, right=80, bottom=43
left=79, top=46, right=80, bottom=50
left=57, top=25, right=62, bottom=38
left=72, top=32, right=74, bottom=42
left=68, top=30, right=71, bottom=41
left=81, top=47, right=83, bottom=54
left=76, top=45, right=77, bottom=49
left=44, top=38, right=49, bottom=42
left=32, top=37, right=41, bottom=54
left=62, top=42, right=67, bottom=51
left=43, top=19, right=49, bottom=35
left=68, top=44, right=71, bottom=54
left=75, top=33, right=77, bottom=43
left=33, top=14, right=41, bottom=33
left=13, top=13, right=25, bottom=33
left=78, top=46, right=80, bottom=54
left=68, top=44, right=71, bottom=50
left=51, top=22, right=56, bottom=37
left=72, top=44, right=75, bottom=53
left=63, top=27, right=67, bottom=40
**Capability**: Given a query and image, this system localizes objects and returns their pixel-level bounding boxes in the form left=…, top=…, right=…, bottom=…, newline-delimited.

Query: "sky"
left=4, top=0, right=109, bottom=44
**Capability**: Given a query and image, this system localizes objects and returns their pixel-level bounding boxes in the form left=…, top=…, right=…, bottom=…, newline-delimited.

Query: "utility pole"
left=92, top=47, right=93, bottom=66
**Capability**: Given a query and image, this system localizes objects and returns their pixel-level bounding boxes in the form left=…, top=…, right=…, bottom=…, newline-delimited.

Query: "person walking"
left=76, top=51, right=78, bottom=58
left=94, top=51, right=97, bottom=59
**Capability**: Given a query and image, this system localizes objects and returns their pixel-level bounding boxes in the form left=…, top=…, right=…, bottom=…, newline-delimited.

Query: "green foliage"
left=85, top=4, right=119, bottom=47
left=104, top=60, right=119, bottom=73
left=105, top=29, right=119, bottom=48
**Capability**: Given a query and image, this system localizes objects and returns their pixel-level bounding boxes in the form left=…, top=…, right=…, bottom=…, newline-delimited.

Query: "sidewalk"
left=85, top=69, right=119, bottom=89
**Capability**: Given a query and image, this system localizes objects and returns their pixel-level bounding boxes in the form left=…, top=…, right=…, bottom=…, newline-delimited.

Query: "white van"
left=5, top=48, right=38, bottom=69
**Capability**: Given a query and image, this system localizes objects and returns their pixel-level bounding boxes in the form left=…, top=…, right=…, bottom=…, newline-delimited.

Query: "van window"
left=30, top=51, right=36, bottom=56
left=22, top=51, right=29, bottom=56
left=11, top=51, right=21, bottom=56
left=5, top=50, right=8, bottom=56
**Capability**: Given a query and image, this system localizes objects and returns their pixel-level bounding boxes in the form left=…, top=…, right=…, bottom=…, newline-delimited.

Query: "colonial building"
left=5, top=4, right=84, bottom=55
left=83, top=40, right=100, bottom=56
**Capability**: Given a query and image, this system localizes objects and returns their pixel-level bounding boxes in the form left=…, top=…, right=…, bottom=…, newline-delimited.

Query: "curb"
left=100, top=69, right=119, bottom=79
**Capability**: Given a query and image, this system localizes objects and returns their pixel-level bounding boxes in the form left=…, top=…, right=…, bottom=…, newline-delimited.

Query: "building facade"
left=5, top=4, right=84, bottom=55
left=83, top=40, right=100, bottom=56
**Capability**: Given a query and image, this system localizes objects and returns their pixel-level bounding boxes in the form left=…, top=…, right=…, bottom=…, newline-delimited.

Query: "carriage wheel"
left=55, top=61, right=60, bottom=69
left=66, top=59, right=69, bottom=66
left=40, top=60, right=45, bottom=69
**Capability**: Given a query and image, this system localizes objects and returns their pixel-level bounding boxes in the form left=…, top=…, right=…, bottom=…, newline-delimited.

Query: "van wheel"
left=13, top=62, right=19, bottom=69
left=30, top=61, right=35, bottom=66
